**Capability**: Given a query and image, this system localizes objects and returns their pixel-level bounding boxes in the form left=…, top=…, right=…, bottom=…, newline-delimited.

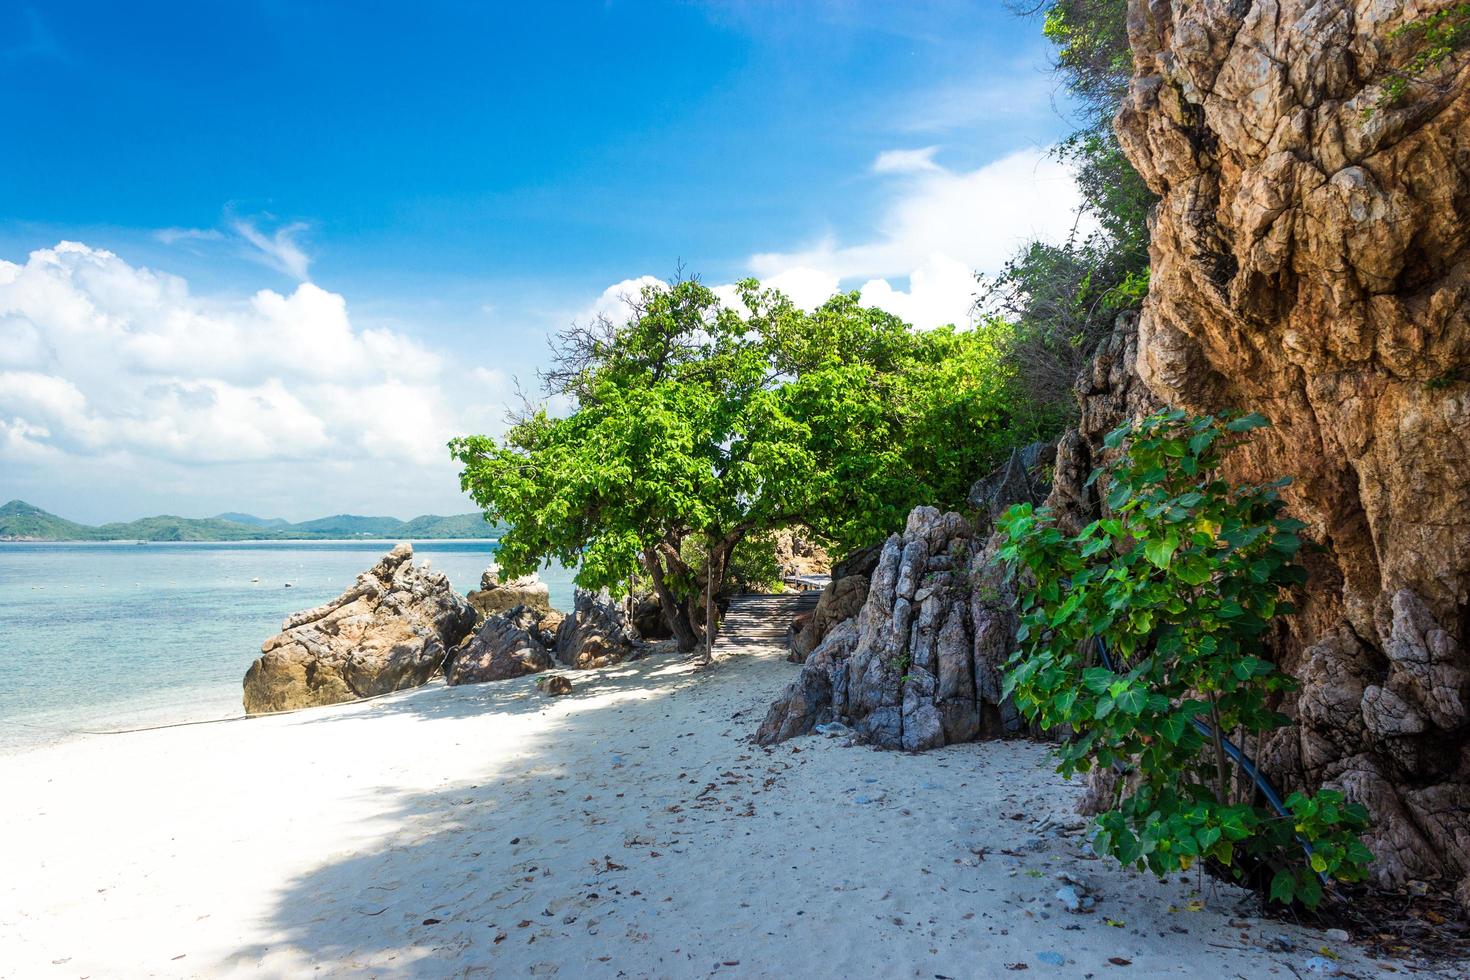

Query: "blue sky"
left=0, top=2, right=1081, bottom=523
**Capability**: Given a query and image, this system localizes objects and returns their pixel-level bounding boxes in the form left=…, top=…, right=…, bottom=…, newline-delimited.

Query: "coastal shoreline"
left=0, top=540, right=576, bottom=756
left=0, top=686, right=245, bottom=757
left=0, top=628, right=1402, bottom=978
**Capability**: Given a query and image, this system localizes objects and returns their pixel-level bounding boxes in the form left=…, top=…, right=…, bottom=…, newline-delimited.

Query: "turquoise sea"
left=0, top=541, right=576, bottom=754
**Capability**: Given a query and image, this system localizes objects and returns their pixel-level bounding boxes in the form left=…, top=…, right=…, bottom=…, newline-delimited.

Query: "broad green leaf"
left=1144, top=530, right=1180, bottom=568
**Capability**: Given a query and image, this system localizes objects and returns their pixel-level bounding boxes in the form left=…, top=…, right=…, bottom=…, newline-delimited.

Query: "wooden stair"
left=718, top=591, right=819, bottom=654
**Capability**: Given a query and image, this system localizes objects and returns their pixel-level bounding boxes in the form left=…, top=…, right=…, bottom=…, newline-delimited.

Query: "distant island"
left=0, top=500, right=502, bottom=542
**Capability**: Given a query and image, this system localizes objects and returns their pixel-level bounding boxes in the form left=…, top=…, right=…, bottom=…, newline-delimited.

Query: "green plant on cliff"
left=997, top=412, right=1372, bottom=907
left=452, top=276, right=1042, bottom=657
left=986, top=0, right=1156, bottom=422
left=1375, top=3, right=1470, bottom=110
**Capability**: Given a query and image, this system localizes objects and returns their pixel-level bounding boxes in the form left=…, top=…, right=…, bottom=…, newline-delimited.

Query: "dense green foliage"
left=0, top=500, right=500, bottom=542
left=451, top=278, right=1045, bottom=654
left=997, top=413, right=1372, bottom=907
left=986, top=0, right=1154, bottom=419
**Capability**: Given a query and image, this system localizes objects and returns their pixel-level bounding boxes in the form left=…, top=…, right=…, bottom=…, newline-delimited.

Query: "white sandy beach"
left=0, top=600, right=1419, bottom=979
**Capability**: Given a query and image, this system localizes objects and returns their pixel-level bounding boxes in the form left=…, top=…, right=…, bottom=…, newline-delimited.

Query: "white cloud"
left=748, top=146, right=1086, bottom=327
left=156, top=216, right=317, bottom=283
left=854, top=253, right=981, bottom=332
left=579, top=275, right=664, bottom=326
left=583, top=146, right=1086, bottom=331
left=231, top=218, right=313, bottom=281
left=155, top=227, right=226, bottom=245
left=0, top=242, right=511, bottom=515
left=872, top=146, right=941, bottom=174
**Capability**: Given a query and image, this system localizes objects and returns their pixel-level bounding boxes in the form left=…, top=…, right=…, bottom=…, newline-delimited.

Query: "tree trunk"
left=644, top=548, right=698, bottom=653
left=701, top=540, right=716, bottom=664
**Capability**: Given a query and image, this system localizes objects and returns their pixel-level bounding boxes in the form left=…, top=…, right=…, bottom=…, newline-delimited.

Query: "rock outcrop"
left=444, top=604, right=560, bottom=686
left=758, top=507, right=1026, bottom=749
left=832, top=542, right=884, bottom=582
left=966, top=440, right=1055, bottom=524
left=787, top=573, right=869, bottom=662
left=242, top=543, right=476, bottom=714
left=772, top=530, right=831, bottom=578
left=1113, top=0, right=1470, bottom=903
left=1043, top=310, right=1160, bottom=536
left=555, top=589, right=639, bottom=669
left=467, top=566, right=551, bottom=621
left=629, top=592, right=673, bottom=640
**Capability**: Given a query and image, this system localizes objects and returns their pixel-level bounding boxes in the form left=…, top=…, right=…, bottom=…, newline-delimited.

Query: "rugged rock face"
left=555, top=589, right=640, bottom=669
left=772, top=530, right=832, bottom=578
left=629, top=592, right=673, bottom=640
left=444, top=604, right=560, bottom=686
left=1043, top=311, right=1159, bottom=535
left=757, top=507, right=1027, bottom=749
left=242, top=544, right=476, bottom=714
left=1114, top=0, right=1470, bottom=902
left=467, top=567, right=551, bottom=621
left=788, top=574, right=870, bottom=662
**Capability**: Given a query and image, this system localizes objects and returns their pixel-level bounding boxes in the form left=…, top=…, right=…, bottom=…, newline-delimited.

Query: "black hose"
left=1091, top=636, right=1328, bottom=885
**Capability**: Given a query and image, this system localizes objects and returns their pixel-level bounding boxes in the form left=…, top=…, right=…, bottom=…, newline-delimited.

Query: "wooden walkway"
left=717, top=591, right=819, bottom=653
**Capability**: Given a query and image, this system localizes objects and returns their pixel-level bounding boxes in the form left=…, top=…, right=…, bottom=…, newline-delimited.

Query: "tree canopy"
left=451, top=277, right=1047, bottom=655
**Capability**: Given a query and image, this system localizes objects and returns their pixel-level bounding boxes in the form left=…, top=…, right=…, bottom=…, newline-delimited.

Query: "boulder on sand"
left=629, top=591, right=673, bottom=640
left=242, top=543, right=476, bottom=714
left=444, top=604, right=561, bottom=685
left=757, top=506, right=1025, bottom=749
left=467, top=566, right=551, bottom=621
left=555, top=588, right=638, bottom=669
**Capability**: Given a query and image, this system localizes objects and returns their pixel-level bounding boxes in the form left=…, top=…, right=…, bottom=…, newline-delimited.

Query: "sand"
left=0, top=606, right=1432, bottom=978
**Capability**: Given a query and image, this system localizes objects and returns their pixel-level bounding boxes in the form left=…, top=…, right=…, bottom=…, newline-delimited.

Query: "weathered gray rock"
left=758, top=507, right=1027, bottom=749
left=242, top=543, right=476, bottom=714
left=445, top=604, right=558, bottom=686
left=967, top=440, right=1055, bottom=524
left=788, top=573, right=869, bottom=661
left=757, top=620, right=856, bottom=743
left=467, top=566, right=551, bottom=621
left=629, top=592, right=672, bottom=640
left=555, top=588, right=639, bottom=669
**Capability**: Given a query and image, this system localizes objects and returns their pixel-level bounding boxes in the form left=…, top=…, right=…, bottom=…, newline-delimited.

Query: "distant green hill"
left=399, top=512, right=500, bottom=537
left=92, top=515, right=291, bottom=542
left=0, top=500, right=103, bottom=541
left=289, top=514, right=407, bottom=536
left=0, top=500, right=503, bottom=542
left=213, top=512, right=292, bottom=528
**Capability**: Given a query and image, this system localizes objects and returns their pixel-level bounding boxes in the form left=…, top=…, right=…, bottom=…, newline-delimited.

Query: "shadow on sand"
left=222, top=644, right=780, bottom=976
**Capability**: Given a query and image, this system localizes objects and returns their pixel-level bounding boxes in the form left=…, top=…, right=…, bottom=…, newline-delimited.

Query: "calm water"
left=0, top=541, right=576, bottom=753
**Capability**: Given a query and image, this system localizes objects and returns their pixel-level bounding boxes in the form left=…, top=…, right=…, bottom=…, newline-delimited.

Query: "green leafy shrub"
left=996, top=411, right=1372, bottom=907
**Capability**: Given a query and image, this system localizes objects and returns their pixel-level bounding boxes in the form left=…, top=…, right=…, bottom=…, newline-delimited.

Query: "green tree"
left=451, top=277, right=1045, bottom=657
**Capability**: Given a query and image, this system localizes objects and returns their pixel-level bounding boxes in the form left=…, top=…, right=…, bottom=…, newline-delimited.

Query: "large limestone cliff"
left=1114, top=0, right=1470, bottom=902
